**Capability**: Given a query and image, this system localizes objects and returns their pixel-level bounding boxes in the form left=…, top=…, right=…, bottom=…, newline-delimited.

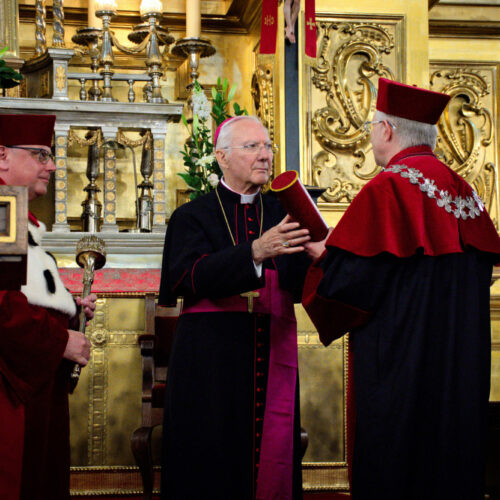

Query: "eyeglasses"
left=7, top=146, right=55, bottom=164
left=363, top=120, right=397, bottom=132
left=223, top=142, right=278, bottom=154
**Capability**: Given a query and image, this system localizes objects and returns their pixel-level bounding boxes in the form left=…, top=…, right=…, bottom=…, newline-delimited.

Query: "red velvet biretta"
left=376, top=78, right=450, bottom=125
left=0, top=114, right=56, bottom=147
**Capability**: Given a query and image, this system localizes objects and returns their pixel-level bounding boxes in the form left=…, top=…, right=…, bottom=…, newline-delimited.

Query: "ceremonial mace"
left=69, top=235, right=107, bottom=393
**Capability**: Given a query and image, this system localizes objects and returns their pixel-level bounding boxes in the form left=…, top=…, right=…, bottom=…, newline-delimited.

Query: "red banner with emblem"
left=260, top=0, right=279, bottom=54
left=304, top=0, right=317, bottom=58
left=259, top=0, right=316, bottom=58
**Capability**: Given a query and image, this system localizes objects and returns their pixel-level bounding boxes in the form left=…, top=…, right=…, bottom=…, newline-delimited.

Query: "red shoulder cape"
left=326, top=145, right=500, bottom=259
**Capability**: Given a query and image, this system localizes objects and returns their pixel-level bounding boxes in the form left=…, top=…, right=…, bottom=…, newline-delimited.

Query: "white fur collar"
left=21, top=221, right=77, bottom=317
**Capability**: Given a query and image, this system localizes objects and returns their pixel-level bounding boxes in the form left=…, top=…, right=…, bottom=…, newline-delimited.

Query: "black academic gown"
left=318, top=248, right=493, bottom=500
left=303, top=146, right=500, bottom=500
left=159, top=183, right=310, bottom=500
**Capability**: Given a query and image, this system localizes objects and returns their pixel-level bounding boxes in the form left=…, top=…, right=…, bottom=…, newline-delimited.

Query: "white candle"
left=95, top=0, right=118, bottom=11
left=88, top=0, right=100, bottom=27
left=140, top=0, right=163, bottom=15
left=186, top=0, right=201, bottom=38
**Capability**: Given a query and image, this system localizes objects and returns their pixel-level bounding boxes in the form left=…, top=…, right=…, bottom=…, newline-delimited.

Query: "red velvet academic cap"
left=0, top=114, right=56, bottom=147
left=376, top=78, right=450, bottom=125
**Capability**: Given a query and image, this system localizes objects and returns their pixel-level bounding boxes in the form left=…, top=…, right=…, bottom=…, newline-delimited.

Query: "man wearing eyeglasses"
left=159, top=116, right=311, bottom=500
left=302, top=79, right=500, bottom=499
left=0, top=114, right=95, bottom=500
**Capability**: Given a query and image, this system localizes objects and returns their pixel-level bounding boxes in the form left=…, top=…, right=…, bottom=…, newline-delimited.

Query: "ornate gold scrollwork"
left=68, top=128, right=102, bottom=149
left=310, top=21, right=396, bottom=203
left=251, top=63, right=275, bottom=143
left=116, top=130, right=152, bottom=149
left=430, top=66, right=496, bottom=215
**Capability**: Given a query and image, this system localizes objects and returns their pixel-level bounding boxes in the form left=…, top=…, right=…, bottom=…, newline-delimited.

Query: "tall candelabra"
left=95, top=8, right=116, bottom=101
left=81, top=131, right=102, bottom=232
left=137, top=134, right=154, bottom=232
left=88, top=4, right=173, bottom=102
left=171, top=37, right=216, bottom=87
left=72, top=28, right=103, bottom=101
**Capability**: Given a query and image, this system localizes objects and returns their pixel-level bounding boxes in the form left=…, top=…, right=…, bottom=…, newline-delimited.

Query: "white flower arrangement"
left=179, top=78, right=248, bottom=201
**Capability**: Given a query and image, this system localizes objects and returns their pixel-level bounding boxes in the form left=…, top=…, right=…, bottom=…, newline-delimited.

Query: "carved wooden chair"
left=131, top=293, right=180, bottom=500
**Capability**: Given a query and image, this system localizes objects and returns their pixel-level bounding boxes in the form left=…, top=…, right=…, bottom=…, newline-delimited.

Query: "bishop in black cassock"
left=159, top=116, right=311, bottom=500
left=303, top=79, right=500, bottom=499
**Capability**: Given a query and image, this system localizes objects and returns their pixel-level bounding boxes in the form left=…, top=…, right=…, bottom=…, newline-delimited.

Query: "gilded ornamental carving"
left=251, top=63, right=275, bottom=143
left=430, top=64, right=498, bottom=224
left=305, top=16, right=403, bottom=204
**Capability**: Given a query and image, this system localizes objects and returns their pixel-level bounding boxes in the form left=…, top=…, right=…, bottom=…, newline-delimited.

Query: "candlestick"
left=96, top=9, right=116, bottom=101
left=172, top=37, right=215, bottom=84
left=88, top=0, right=99, bottom=28
left=95, top=0, right=117, bottom=12
left=140, top=0, right=163, bottom=15
left=186, top=0, right=201, bottom=38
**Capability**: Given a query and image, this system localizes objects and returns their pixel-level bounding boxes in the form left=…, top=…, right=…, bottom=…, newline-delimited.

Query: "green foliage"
left=178, top=78, right=248, bottom=201
left=0, top=47, right=23, bottom=91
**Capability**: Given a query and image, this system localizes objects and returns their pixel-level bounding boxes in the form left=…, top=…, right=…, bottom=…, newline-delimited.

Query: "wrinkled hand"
left=252, top=215, right=310, bottom=265
left=76, top=293, right=97, bottom=321
left=304, top=227, right=333, bottom=260
left=64, top=329, right=91, bottom=366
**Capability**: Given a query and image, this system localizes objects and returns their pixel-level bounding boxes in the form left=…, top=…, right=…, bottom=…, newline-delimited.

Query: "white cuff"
left=253, top=261, right=263, bottom=278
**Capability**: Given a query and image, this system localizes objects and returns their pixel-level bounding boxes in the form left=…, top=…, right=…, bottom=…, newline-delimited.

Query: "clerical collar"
left=220, top=177, right=261, bottom=204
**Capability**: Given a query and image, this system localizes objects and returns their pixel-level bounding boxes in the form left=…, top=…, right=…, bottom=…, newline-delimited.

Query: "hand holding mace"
left=70, top=235, right=106, bottom=392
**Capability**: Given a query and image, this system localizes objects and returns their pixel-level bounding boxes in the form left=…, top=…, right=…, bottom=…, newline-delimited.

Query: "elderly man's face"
left=217, top=120, right=273, bottom=194
left=0, top=145, right=56, bottom=200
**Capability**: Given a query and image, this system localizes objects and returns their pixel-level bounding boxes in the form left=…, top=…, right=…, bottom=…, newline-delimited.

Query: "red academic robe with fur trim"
left=303, top=146, right=500, bottom=499
left=0, top=208, right=75, bottom=500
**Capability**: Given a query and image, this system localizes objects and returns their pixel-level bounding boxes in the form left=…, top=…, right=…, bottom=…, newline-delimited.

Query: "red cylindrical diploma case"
left=270, top=171, right=328, bottom=241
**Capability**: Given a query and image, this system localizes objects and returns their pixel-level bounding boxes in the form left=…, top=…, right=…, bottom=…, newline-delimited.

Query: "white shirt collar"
left=221, top=177, right=260, bottom=204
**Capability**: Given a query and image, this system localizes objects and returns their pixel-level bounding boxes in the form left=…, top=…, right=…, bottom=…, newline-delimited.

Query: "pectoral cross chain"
left=240, top=291, right=260, bottom=314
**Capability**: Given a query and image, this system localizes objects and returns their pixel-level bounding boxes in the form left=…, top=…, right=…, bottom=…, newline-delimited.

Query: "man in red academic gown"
left=303, top=79, right=500, bottom=499
left=0, top=114, right=96, bottom=500
left=159, top=116, right=311, bottom=500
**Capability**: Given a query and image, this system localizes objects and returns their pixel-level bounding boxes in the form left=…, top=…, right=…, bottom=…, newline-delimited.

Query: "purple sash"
left=182, top=269, right=298, bottom=500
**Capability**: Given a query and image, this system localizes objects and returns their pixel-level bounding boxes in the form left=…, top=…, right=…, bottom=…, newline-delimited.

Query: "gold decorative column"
left=35, top=0, right=47, bottom=56
left=151, top=134, right=166, bottom=230
left=101, top=130, right=119, bottom=233
left=1, top=0, right=20, bottom=57
left=52, top=0, right=65, bottom=48
left=87, top=297, right=109, bottom=464
left=53, top=123, right=71, bottom=232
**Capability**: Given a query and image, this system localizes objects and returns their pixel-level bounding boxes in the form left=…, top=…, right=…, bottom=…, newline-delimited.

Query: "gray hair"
left=215, top=116, right=268, bottom=149
left=375, top=110, right=438, bottom=150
